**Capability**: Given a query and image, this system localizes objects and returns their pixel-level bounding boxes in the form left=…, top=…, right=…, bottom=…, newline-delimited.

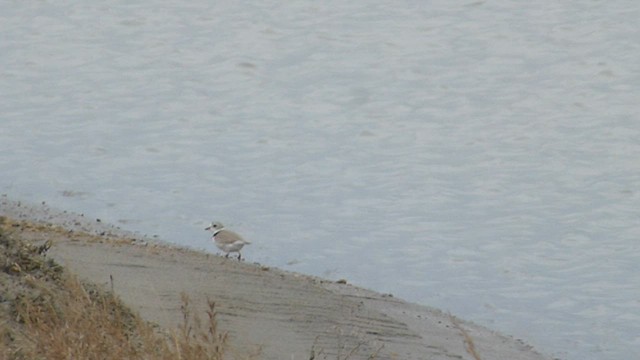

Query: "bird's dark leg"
left=225, top=253, right=229, bottom=258
left=237, top=252, right=242, bottom=261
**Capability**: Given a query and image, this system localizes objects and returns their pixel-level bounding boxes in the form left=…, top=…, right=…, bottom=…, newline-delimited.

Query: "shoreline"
left=1, top=196, right=551, bottom=360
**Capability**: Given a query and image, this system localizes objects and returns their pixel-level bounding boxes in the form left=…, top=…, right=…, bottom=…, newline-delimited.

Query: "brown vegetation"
left=0, top=217, right=230, bottom=360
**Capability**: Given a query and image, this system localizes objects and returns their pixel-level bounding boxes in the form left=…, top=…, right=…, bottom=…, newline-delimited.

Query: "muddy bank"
left=1, top=197, right=550, bottom=360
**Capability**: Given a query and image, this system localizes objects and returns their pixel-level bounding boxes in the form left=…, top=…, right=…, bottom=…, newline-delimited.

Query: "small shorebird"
left=205, top=221, right=251, bottom=260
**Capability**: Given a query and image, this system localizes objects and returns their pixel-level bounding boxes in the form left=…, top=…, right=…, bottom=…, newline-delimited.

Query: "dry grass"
left=170, top=293, right=230, bottom=360
left=0, top=219, right=232, bottom=360
left=449, top=313, right=482, bottom=360
left=1, top=216, right=390, bottom=360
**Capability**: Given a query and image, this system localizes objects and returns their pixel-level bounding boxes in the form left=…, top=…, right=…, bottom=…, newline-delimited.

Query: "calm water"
left=1, top=1, right=639, bottom=359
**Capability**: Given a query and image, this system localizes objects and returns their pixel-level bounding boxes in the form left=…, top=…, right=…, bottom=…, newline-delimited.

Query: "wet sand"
left=1, top=196, right=550, bottom=360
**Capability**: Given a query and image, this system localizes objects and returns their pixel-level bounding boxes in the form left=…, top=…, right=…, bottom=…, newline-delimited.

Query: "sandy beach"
left=1, top=197, right=550, bottom=360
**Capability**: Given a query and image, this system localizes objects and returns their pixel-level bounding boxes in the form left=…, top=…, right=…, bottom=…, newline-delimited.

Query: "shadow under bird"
left=205, top=221, right=251, bottom=260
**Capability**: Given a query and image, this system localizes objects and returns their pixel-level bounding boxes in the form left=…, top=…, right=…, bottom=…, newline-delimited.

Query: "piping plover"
left=205, top=221, right=251, bottom=260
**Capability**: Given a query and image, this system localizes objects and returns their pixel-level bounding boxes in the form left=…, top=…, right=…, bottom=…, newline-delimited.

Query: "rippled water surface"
left=1, top=2, right=639, bottom=359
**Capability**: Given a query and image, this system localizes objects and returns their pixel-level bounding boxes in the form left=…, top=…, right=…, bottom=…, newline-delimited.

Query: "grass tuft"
left=449, top=313, right=482, bottom=360
left=0, top=222, right=233, bottom=360
left=168, top=293, right=229, bottom=360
